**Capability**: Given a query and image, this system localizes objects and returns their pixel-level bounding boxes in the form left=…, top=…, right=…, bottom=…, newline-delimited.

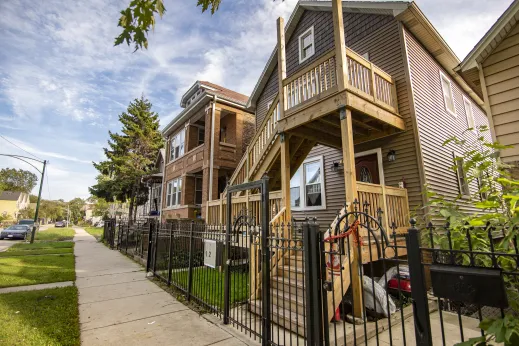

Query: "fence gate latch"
left=323, top=281, right=333, bottom=292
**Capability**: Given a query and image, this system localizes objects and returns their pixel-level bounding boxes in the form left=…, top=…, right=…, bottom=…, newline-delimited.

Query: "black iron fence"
left=103, top=195, right=519, bottom=346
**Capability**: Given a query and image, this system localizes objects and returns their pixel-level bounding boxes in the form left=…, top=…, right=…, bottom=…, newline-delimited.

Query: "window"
left=166, top=177, right=183, bottom=207
left=361, top=52, right=370, bottom=60
left=267, top=100, right=273, bottom=111
left=220, top=126, right=227, bottom=143
left=169, top=129, right=185, bottom=161
left=463, top=96, right=475, bottom=132
left=290, top=157, right=325, bottom=210
left=440, top=72, right=456, bottom=116
left=454, top=155, right=470, bottom=196
left=195, top=176, right=203, bottom=205
left=198, top=127, right=205, bottom=146
left=298, top=26, right=315, bottom=63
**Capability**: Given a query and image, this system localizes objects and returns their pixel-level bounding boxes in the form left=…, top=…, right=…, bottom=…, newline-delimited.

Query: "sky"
left=0, top=0, right=514, bottom=201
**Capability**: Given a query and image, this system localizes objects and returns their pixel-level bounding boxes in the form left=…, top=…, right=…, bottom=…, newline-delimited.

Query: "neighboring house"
left=457, top=0, right=519, bottom=178
left=160, top=81, right=255, bottom=221
left=0, top=191, right=30, bottom=221
left=139, top=149, right=165, bottom=219
left=206, top=0, right=492, bottom=231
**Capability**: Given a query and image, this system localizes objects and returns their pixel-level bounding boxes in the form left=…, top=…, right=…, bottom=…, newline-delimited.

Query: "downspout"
left=208, top=95, right=217, bottom=202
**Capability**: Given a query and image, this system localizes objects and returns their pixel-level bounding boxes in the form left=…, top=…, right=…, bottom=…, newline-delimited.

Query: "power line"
left=0, top=135, right=43, bottom=161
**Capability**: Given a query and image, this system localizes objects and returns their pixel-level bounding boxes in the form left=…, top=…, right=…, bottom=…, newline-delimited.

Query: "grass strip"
left=0, top=286, right=80, bottom=345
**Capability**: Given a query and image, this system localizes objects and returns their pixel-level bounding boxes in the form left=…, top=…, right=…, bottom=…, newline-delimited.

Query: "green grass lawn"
left=83, top=226, right=103, bottom=239
left=0, top=286, right=80, bottom=345
left=0, top=242, right=74, bottom=257
left=0, top=254, right=75, bottom=288
left=170, top=267, right=249, bottom=308
left=35, top=227, right=75, bottom=241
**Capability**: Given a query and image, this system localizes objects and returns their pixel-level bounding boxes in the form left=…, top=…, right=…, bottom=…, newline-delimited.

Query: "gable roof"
left=0, top=191, right=23, bottom=201
left=163, top=80, right=250, bottom=136
left=458, top=0, right=519, bottom=72
left=247, top=0, right=484, bottom=109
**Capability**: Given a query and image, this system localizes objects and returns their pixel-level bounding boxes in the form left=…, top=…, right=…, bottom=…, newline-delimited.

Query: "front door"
left=355, top=153, right=380, bottom=184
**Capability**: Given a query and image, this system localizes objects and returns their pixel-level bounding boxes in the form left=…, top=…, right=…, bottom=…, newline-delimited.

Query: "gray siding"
left=256, top=63, right=278, bottom=131
left=294, top=19, right=422, bottom=230
left=404, top=28, right=492, bottom=218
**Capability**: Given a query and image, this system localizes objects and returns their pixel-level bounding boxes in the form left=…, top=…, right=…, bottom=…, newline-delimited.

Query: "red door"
left=355, top=154, right=380, bottom=184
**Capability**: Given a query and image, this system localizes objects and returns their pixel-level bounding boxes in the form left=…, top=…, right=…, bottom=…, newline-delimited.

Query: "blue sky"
left=0, top=0, right=514, bottom=201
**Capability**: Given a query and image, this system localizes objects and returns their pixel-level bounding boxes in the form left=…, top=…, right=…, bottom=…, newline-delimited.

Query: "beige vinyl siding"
left=404, top=28, right=492, bottom=219
left=482, top=22, right=519, bottom=163
left=293, top=18, right=422, bottom=230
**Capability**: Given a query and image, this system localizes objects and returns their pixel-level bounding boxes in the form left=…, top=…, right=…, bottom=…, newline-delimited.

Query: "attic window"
left=299, top=26, right=315, bottom=64
left=440, top=71, right=456, bottom=117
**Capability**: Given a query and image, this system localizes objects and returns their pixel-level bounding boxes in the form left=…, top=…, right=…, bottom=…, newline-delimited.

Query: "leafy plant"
left=422, top=126, right=519, bottom=345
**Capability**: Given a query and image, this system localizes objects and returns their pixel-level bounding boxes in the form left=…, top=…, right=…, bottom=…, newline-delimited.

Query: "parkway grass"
left=0, top=286, right=80, bottom=346
left=35, top=227, right=76, bottom=241
left=83, top=226, right=103, bottom=239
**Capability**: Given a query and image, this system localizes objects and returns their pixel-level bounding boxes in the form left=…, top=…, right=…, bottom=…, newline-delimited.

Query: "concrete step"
left=271, top=276, right=305, bottom=297
left=250, top=300, right=306, bottom=337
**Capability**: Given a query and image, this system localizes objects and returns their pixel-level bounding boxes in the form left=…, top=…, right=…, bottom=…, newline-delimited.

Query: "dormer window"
left=299, top=26, right=315, bottom=64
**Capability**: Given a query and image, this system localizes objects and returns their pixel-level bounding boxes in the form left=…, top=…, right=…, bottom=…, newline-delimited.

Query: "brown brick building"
left=161, top=81, right=255, bottom=221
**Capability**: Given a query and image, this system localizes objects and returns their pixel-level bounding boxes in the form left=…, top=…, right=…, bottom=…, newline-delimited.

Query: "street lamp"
left=0, top=153, right=47, bottom=243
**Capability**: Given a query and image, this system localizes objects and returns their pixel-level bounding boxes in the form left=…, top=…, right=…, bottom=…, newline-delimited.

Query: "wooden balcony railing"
left=206, top=190, right=283, bottom=226
left=282, top=47, right=398, bottom=114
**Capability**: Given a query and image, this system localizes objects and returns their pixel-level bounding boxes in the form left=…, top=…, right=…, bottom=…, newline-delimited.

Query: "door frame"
left=354, top=148, right=385, bottom=185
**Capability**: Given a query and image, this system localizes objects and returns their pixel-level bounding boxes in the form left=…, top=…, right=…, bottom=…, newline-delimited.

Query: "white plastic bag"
left=363, top=276, right=396, bottom=317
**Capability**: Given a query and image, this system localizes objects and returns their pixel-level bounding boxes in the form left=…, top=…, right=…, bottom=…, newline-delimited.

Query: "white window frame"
left=354, top=148, right=385, bottom=185
left=165, top=177, right=183, bottom=208
left=454, top=154, right=470, bottom=197
left=169, top=129, right=185, bottom=162
left=290, top=155, right=326, bottom=211
left=439, top=71, right=456, bottom=117
left=298, top=26, right=315, bottom=64
left=266, top=100, right=273, bottom=111
left=462, top=96, right=476, bottom=133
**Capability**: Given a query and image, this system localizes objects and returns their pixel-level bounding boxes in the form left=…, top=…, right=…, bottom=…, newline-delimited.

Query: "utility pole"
left=30, top=160, right=46, bottom=243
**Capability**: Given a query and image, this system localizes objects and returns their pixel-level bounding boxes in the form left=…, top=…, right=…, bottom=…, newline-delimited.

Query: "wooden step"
left=270, top=289, right=306, bottom=315
left=286, top=254, right=303, bottom=268
left=277, top=265, right=305, bottom=280
left=250, top=300, right=306, bottom=337
left=271, top=276, right=305, bottom=297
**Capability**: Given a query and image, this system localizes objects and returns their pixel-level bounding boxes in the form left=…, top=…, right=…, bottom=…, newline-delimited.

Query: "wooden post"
left=277, top=17, right=287, bottom=117
left=280, top=132, right=291, bottom=228
left=340, top=106, right=364, bottom=318
left=332, top=0, right=347, bottom=90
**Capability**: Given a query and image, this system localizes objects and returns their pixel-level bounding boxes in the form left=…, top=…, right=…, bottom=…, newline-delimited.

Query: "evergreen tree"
left=90, top=96, right=164, bottom=222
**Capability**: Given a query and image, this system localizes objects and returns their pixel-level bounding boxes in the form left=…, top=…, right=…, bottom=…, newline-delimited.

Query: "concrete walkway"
left=74, top=228, right=249, bottom=346
left=0, top=281, right=73, bottom=294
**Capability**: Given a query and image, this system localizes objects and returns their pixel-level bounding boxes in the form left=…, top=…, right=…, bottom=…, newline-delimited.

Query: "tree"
left=90, top=96, right=163, bottom=222
left=0, top=168, right=38, bottom=193
left=68, top=198, right=85, bottom=224
left=18, top=207, right=34, bottom=220
left=115, top=0, right=221, bottom=51
left=29, top=194, right=38, bottom=203
left=91, top=197, right=110, bottom=220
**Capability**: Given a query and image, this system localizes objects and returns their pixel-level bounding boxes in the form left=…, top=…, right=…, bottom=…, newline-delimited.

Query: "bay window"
left=166, top=177, right=183, bottom=207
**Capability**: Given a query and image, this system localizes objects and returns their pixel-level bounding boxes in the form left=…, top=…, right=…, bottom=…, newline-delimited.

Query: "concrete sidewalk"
left=74, top=228, right=249, bottom=346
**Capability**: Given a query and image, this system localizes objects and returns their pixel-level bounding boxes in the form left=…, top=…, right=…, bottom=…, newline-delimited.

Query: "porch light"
left=331, top=160, right=343, bottom=172
left=387, top=150, right=396, bottom=162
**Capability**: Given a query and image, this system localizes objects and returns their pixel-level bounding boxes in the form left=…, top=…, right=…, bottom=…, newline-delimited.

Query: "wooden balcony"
left=278, top=47, right=405, bottom=143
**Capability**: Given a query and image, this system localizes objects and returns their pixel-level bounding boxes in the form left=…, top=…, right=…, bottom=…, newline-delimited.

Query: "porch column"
left=340, top=106, right=364, bottom=318
left=280, top=133, right=291, bottom=222
left=277, top=17, right=286, bottom=119
left=332, top=0, right=348, bottom=90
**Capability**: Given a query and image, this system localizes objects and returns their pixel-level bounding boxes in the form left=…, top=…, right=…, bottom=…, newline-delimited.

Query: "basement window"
left=290, top=156, right=326, bottom=210
left=298, top=26, right=315, bottom=64
left=440, top=71, right=456, bottom=117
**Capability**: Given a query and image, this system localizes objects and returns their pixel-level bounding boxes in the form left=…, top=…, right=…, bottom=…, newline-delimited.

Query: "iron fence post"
left=153, top=223, right=159, bottom=275
left=260, top=175, right=270, bottom=346
left=125, top=225, right=129, bottom=254
left=406, top=219, right=433, bottom=346
left=303, top=220, right=324, bottom=345
left=146, top=220, right=154, bottom=273
left=167, top=222, right=174, bottom=286
left=223, top=189, right=232, bottom=324
left=187, top=221, right=195, bottom=301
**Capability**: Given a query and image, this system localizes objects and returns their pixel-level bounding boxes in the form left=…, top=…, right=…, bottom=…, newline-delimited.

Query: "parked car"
left=55, top=221, right=65, bottom=228
left=0, top=225, right=31, bottom=240
left=18, top=219, right=39, bottom=232
left=95, top=221, right=104, bottom=227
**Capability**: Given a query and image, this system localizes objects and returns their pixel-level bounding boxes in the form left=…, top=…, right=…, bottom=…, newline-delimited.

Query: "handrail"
left=282, top=50, right=336, bottom=86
